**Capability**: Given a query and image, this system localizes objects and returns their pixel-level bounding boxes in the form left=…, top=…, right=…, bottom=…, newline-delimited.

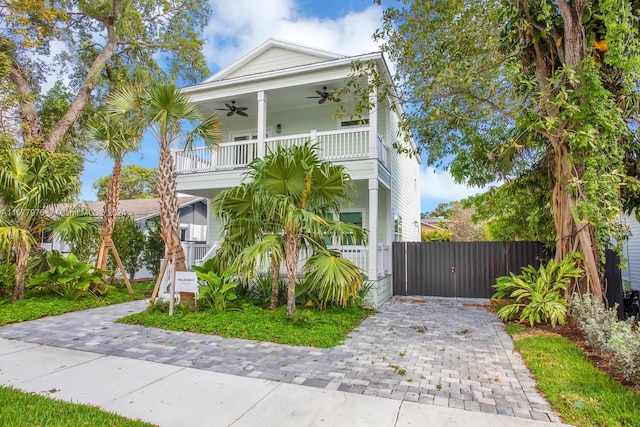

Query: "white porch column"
left=368, top=77, right=379, bottom=160
left=368, top=178, right=379, bottom=280
left=257, top=91, right=267, bottom=158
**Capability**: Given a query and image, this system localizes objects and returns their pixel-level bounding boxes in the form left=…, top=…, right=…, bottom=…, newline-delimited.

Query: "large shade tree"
left=213, top=143, right=367, bottom=315
left=93, top=165, right=158, bottom=201
left=108, top=80, right=222, bottom=273
left=0, top=148, right=98, bottom=302
left=1, top=0, right=211, bottom=151
left=356, top=0, right=640, bottom=298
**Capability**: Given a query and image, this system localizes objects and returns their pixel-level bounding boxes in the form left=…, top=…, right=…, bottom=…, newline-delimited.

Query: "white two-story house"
left=174, top=39, right=421, bottom=306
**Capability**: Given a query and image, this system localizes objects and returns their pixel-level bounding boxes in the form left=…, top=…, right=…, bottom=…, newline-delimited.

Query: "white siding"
left=620, top=214, right=640, bottom=290
left=227, top=47, right=327, bottom=79
left=364, top=275, right=392, bottom=308
left=389, top=112, right=421, bottom=242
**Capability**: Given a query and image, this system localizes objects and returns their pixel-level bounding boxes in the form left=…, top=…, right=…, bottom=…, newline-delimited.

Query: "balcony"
left=173, top=128, right=390, bottom=174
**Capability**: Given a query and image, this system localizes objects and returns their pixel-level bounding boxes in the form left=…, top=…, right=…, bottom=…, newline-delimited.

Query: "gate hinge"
left=451, top=266, right=455, bottom=273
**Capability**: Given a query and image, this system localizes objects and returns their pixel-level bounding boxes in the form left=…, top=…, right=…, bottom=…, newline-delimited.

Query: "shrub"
left=492, top=257, right=582, bottom=326
left=0, top=263, right=16, bottom=297
left=421, top=229, right=452, bottom=242
left=192, top=259, right=238, bottom=311
left=28, top=253, right=106, bottom=300
left=571, top=293, right=640, bottom=381
left=570, top=293, right=618, bottom=353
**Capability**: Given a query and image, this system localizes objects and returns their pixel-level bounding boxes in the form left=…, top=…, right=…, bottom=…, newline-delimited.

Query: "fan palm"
left=108, top=79, right=222, bottom=272
left=0, top=149, right=99, bottom=302
left=88, top=113, right=143, bottom=272
left=213, top=142, right=367, bottom=315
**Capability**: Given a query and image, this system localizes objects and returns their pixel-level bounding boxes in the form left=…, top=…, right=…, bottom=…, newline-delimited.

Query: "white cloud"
left=204, top=0, right=382, bottom=74
left=420, top=166, right=490, bottom=202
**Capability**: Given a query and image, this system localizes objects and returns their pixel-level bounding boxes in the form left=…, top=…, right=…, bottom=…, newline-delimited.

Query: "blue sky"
left=78, top=0, right=488, bottom=213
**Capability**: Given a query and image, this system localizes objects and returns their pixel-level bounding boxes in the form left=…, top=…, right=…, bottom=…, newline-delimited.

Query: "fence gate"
left=392, top=241, right=548, bottom=298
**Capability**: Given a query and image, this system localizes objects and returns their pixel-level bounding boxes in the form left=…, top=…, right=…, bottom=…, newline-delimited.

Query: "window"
left=394, top=214, right=403, bottom=242
left=340, top=211, right=363, bottom=245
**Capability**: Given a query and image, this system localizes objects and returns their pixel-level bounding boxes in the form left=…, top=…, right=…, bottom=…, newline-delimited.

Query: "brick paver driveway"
left=0, top=296, right=559, bottom=423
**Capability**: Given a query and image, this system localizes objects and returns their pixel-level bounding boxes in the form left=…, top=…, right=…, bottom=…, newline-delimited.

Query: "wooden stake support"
left=96, top=239, right=133, bottom=294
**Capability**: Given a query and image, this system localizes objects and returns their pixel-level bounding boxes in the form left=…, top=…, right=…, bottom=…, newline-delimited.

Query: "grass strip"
left=0, top=386, right=155, bottom=426
left=0, top=290, right=145, bottom=326
left=510, top=330, right=640, bottom=427
left=118, top=302, right=370, bottom=348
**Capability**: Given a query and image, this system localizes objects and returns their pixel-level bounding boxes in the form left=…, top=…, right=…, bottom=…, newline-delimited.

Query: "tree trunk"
left=11, top=241, right=29, bottom=303
left=269, top=255, right=280, bottom=310
left=9, top=66, right=43, bottom=147
left=550, top=140, right=602, bottom=298
left=157, top=143, right=187, bottom=271
left=98, top=156, right=123, bottom=271
left=285, top=235, right=299, bottom=316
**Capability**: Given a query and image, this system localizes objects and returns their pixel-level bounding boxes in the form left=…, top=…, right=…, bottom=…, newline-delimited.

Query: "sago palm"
left=108, top=79, right=222, bottom=271
left=0, top=148, right=99, bottom=302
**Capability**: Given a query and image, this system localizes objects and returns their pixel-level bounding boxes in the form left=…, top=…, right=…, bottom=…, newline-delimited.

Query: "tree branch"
left=44, top=0, right=121, bottom=151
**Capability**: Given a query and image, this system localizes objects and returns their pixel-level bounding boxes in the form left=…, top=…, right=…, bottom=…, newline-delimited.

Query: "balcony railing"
left=174, top=128, right=390, bottom=174
left=184, top=242, right=390, bottom=279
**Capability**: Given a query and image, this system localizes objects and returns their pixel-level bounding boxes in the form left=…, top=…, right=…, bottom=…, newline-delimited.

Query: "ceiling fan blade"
left=318, top=97, right=326, bottom=104
left=215, top=108, right=228, bottom=111
left=225, top=103, right=234, bottom=109
left=315, top=90, right=326, bottom=96
left=306, top=96, right=321, bottom=99
left=236, top=106, right=248, bottom=112
left=237, top=110, right=248, bottom=117
left=227, top=111, right=234, bottom=117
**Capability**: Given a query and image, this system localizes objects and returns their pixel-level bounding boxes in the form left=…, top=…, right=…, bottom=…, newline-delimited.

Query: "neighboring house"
left=421, top=217, right=450, bottom=234
left=618, top=214, right=640, bottom=291
left=174, top=39, right=421, bottom=306
left=42, top=196, right=208, bottom=278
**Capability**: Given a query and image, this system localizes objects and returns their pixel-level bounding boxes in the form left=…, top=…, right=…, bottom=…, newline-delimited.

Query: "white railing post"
left=257, top=91, right=267, bottom=158
left=368, top=75, right=378, bottom=160
left=368, top=178, right=378, bottom=280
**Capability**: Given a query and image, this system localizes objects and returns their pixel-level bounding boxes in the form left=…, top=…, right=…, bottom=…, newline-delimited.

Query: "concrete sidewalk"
left=0, top=338, right=571, bottom=427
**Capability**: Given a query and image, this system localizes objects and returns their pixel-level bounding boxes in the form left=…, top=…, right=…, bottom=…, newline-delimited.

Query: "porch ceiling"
left=192, top=78, right=346, bottom=118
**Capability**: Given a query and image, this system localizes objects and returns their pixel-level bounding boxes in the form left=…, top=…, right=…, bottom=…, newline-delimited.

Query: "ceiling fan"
left=306, top=87, right=340, bottom=104
left=216, top=101, right=248, bottom=117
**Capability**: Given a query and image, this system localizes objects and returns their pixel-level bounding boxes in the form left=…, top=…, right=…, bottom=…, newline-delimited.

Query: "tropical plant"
left=492, top=257, right=583, bottom=326
left=0, top=263, right=16, bottom=297
left=88, top=112, right=142, bottom=273
left=107, top=80, right=222, bottom=274
left=0, top=148, right=99, bottom=302
left=213, top=142, right=367, bottom=315
left=29, top=253, right=106, bottom=300
left=193, top=270, right=238, bottom=312
left=304, top=251, right=364, bottom=308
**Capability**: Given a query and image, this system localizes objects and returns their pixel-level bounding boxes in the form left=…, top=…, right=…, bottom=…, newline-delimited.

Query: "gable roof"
left=205, top=38, right=347, bottom=83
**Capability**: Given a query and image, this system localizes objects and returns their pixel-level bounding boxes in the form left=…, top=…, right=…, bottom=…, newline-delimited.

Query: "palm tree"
left=0, top=148, right=99, bottom=302
left=88, top=113, right=142, bottom=277
left=108, top=80, right=221, bottom=273
left=213, top=142, right=367, bottom=315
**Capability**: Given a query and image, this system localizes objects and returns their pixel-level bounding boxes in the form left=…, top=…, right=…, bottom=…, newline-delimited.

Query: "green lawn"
left=0, top=386, right=155, bottom=426
left=0, top=288, right=146, bottom=326
left=118, top=300, right=370, bottom=348
left=506, top=326, right=640, bottom=426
